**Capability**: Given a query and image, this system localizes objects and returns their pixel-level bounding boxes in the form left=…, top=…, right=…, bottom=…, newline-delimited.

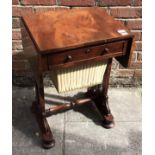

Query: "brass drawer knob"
left=65, top=55, right=72, bottom=62
left=101, top=47, right=110, bottom=55
left=104, top=48, right=109, bottom=53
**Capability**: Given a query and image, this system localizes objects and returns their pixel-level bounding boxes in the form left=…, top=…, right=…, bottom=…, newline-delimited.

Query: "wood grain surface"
left=22, top=7, right=132, bottom=54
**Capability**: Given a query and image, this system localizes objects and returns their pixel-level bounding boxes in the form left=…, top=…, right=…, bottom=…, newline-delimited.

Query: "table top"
left=22, top=7, right=131, bottom=54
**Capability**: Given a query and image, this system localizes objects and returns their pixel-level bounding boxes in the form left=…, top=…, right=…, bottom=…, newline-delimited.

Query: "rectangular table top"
left=22, top=7, right=132, bottom=54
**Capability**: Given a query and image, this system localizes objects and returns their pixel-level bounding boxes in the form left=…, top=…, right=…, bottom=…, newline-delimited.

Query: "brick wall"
left=12, top=0, right=142, bottom=86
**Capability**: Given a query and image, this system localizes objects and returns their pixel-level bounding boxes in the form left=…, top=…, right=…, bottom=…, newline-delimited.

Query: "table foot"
left=31, top=101, right=55, bottom=149
left=101, top=114, right=115, bottom=129
left=42, top=131, right=55, bottom=149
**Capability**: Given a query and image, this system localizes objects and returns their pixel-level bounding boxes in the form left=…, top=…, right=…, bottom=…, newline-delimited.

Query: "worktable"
left=21, top=7, right=134, bottom=149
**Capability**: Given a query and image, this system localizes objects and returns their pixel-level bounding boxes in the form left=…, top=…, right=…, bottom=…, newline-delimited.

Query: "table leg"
left=87, top=58, right=115, bottom=128
left=31, top=73, right=55, bottom=149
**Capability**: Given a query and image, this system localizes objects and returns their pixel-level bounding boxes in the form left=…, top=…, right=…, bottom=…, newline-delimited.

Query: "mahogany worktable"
left=21, top=7, right=134, bottom=149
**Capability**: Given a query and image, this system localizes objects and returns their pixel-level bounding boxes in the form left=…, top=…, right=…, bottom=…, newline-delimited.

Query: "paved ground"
left=12, top=86, right=142, bottom=155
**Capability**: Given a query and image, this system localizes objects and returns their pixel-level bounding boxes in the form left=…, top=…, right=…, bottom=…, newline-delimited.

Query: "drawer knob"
left=85, top=49, right=91, bottom=53
left=104, top=48, right=109, bottom=53
left=101, top=47, right=109, bottom=55
left=65, top=55, right=72, bottom=62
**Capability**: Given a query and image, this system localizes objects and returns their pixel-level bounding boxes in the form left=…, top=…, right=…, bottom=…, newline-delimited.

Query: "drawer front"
left=48, top=40, right=127, bottom=67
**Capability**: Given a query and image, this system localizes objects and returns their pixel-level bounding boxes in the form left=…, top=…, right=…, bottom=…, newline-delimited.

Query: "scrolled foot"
left=42, top=129, right=55, bottom=149
left=39, top=119, right=55, bottom=149
left=101, top=114, right=115, bottom=129
left=42, top=137, right=55, bottom=149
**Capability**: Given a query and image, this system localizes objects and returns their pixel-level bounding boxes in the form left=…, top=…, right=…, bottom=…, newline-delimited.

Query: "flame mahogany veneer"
left=21, top=7, right=134, bottom=149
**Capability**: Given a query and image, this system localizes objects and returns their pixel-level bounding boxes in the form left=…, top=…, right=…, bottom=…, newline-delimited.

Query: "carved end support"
left=86, top=85, right=115, bottom=129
